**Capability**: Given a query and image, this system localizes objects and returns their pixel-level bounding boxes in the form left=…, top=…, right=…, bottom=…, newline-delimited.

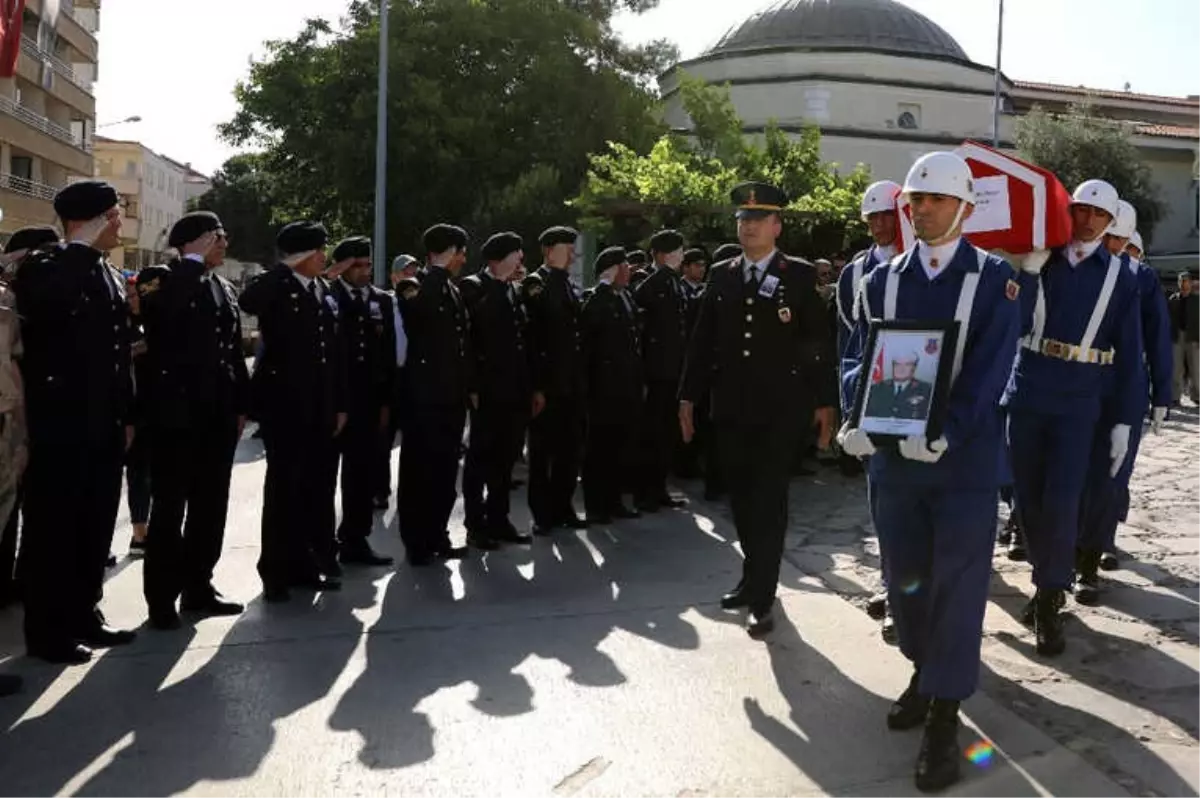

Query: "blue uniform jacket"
left=835, top=246, right=887, bottom=359
left=1002, top=247, right=1144, bottom=426
left=1136, top=260, right=1173, bottom=410
left=843, top=240, right=1022, bottom=488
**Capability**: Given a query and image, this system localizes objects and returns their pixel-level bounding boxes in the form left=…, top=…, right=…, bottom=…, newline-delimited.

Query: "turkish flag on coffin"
left=897, top=141, right=1073, bottom=256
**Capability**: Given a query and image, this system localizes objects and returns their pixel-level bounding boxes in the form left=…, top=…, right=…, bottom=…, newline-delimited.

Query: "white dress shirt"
left=916, top=238, right=961, bottom=281
left=1066, top=238, right=1103, bottom=267
left=743, top=250, right=778, bottom=283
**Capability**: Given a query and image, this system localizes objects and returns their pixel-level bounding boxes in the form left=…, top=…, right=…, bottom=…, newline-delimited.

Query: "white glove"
left=1019, top=249, right=1050, bottom=275
left=1109, top=424, right=1131, bottom=477
left=898, top=436, right=949, bottom=464
left=1150, top=407, right=1167, bottom=435
left=836, top=423, right=876, bottom=458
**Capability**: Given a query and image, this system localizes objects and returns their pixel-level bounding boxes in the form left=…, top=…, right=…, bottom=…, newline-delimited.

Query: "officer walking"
left=634, top=230, right=690, bottom=511
left=326, top=236, right=398, bottom=567
left=15, top=181, right=137, bottom=662
left=581, top=247, right=644, bottom=523
left=1075, top=204, right=1172, bottom=601
left=136, top=211, right=249, bottom=628
left=1003, top=179, right=1143, bottom=655
left=238, top=221, right=346, bottom=602
left=522, top=226, right=588, bottom=535
left=396, top=224, right=473, bottom=564
left=675, top=248, right=709, bottom=480
left=679, top=182, right=837, bottom=638
left=460, top=232, right=535, bottom=549
left=838, top=152, right=1021, bottom=792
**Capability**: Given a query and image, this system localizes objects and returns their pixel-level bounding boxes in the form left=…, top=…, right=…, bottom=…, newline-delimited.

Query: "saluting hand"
left=679, top=400, right=695, bottom=444
left=182, top=231, right=219, bottom=259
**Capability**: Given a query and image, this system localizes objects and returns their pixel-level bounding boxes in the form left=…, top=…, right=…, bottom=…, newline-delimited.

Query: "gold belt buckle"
left=1044, top=340, right=1063, bottom=358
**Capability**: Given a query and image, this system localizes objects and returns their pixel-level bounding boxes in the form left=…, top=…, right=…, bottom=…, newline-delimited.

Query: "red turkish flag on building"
left=0, top=0, right=27, bottom=78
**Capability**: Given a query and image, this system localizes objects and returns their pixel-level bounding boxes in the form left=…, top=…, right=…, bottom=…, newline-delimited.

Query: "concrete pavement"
left=0, top=409, right=1195, bottom=796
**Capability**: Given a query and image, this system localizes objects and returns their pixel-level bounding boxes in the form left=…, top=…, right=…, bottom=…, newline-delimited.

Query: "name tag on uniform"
left=324, top=294, right=339, bottom=314
left=368, top=301, right=383, bottom=320
left=758, top=274, right=780, bottom=299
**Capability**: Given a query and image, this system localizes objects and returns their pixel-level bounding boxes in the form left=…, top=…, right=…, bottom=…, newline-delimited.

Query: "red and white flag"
left=0, top=0, right=27, bottom=78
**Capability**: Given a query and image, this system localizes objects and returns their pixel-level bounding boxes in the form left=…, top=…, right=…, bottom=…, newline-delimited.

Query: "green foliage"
left=219, top=0, right=675, bottom=263
left=1015, top=102, right=1165, bottom=243
left=193, top=154, right=281, bottom=265
left=572, top=74, right=872, bottom=256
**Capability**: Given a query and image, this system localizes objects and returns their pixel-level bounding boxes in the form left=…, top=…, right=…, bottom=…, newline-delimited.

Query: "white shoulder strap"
left=1079, top=255, right=1122, bottom=354
left=950, top=248, right=988, bottom=383
left=882, top=253, right=905, bottom=320
left=848, top=258, right=865, bottom=324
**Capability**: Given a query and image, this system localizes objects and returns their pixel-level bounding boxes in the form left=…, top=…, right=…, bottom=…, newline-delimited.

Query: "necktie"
left=308, top=281, right=319, bottom=304
left=207, top=275, right=224, bottom=306
left=745, top=262, right=758, bottom=285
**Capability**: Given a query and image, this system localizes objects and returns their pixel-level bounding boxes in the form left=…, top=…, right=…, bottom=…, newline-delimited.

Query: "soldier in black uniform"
left=326, top=236, right=398, bottom=567
left=522, top=226, right=588, bottom=535
left=460, top=232, right=535, bottom=549
left=634, top=229, right=690, bottom=511
left=675, top=247, right=709, bottom=480
left=15, top=181, right=137, bottom=663
left=627, top=250, right=650, bottom=290
left=679, top=182, right=837, bottom=638
left=238, top=221, right=346, bottom=602
left=385, top=254, right=420, bottom=503
left=136, top=211, right=249, bottom=628
left=396, top=224, right=473, bottom=565
left=580, top=247, right=644, bottom=523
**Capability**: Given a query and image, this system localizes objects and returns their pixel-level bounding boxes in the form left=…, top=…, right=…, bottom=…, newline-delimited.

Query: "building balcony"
left=0, top=97, right=92, bottom=175
left=17, top=36, right=95, bottom=117
left=26, top=0, right=98, bottom=63
left=0, top=173, right=59, bottom=232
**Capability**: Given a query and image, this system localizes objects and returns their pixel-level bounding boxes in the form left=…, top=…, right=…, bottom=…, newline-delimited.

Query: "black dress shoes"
left=436, top=545, right=469, bottom=561
left=532, top=524, right=557, bottom=538
left=339, top=542, right=395, bottom=566
left=29, top=642, right=93, bottom=665
left=887, top=669, right=930, bottom=730
left=1099, top=551, right=1119, bottom=571
left=406, top=551, right=436, bottom=567
left=866, top=592, right=888, bottom=620
left=556, top=513, right=589, bottom=529
left=181, top=592, right=245, bottom=616
left=79, top=623, right=137, bottom=648
left=493, top=523, right=533, bottom=545
left=914, top=699, right=961, bottom=792
left=149, top=610, right=183, bottom=631
left=291, top=575, right=342, bottom=592
left=0, top=673, right=22, bottom=697
left=720, top=590, right=750, bottom=610
left=746, top=604, right=776, bottom=639
left=373, top=494, right=390, bottom=510
left=467, top=533, right=499, bottom=552
left=657, top=494, right=687, bottom=509
left=1034, top=589, right=1066, bottom=657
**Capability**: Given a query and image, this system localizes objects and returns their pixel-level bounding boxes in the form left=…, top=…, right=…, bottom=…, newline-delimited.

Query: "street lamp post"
left=372, top=0, right=389, bottom=287
left=991, top=0, right=1004, bottom=147
left=96, top=115, right=142, bottom=130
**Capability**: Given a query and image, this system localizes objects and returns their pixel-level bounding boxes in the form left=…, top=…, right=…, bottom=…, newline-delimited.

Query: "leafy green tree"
left=220, top=0, right=675, bottom=262
left=1015, top=102, right=1165, bottom=244
left=193, top=154, right=281, bottom=265
left=572, top=73, right=872, bottom=257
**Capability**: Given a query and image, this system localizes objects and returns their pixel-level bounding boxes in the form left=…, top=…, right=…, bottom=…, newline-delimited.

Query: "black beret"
left=481, top=231, right=523, bottom=262
left=712, top=243, right=744, bottom=263
left=649, top=229, right=685, bottom=254
left=53, top=180, right=118, bottom=222
left=332, top=236, right=372, bottom=262
left=423, top=224, right=468, bottom=254
left=5, top=225, right=59, bottom=254
left=731, top=181, right=788, bottom=219
left=276, top=221, right=329, bottom=256
left=592, top=246, right=626, bottom=279
left=538, top=226, right=578, bottom=247
left=626, top=250, right=648, bottom=267
left=168, top=211, right=223, bottom=249
left=682, top=248, right=708, bottom=266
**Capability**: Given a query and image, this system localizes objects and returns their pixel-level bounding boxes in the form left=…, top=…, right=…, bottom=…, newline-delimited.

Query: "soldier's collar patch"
left=1005, top=278, right=1020, bottom=301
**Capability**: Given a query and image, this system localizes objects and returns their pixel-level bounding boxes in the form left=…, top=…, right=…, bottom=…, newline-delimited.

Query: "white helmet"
left=1071, top=179, right=1120, bottom=218
left=902, top=152, right=975, bottom=204
left=1106, top=199, right=1137, bottom=238
left=860, top=180, right=901, bottom=219
left=1129, top=230, right=1144, bottom=253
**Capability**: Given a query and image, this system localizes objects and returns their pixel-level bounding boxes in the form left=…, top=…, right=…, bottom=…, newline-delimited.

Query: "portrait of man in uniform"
left=858, top=330, right=946, bottom=437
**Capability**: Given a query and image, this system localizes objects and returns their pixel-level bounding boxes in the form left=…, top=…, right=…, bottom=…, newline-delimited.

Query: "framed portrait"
left=850, top=319, right=960, bottom=443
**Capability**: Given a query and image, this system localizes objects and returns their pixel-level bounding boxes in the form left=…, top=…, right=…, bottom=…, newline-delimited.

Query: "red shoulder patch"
left=1005, top=279, right=1020, bottom=301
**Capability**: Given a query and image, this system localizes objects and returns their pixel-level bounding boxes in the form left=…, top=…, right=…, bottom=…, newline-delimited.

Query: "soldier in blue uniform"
left=326, top=236, right=398, bottom=567
left=137, top=211, right=249, bottom=628
left=1002, top=179, right=1144, bottom=655
left=396, top=224, right=474, bottom=565
left=838, top=151, right=1022, bottom=792
left=15, top=181, right=138, bottom=662
left=680, top=181, right=837, bottom=639
left=1075, top=204, right=1172, bottom=602
left=460, top=232, right=535, bottom=549
left=238, top=221, right=347, bottom=601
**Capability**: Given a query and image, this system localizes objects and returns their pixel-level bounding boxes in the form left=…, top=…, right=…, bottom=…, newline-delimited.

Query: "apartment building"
left=94, top=136, right=192, bottom=269
left=0, top=0, right=100, bottom=237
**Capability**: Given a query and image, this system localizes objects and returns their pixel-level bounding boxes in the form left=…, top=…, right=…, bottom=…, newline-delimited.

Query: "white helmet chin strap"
left=925, top=199, right=967, bottom=246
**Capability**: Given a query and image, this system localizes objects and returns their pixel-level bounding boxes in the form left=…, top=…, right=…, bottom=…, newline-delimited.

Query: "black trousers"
left=21, top=430, right=124, bottom=649
left=373, top=411, right=399, bottom=500
left=582, top=411, right=636, bottom=516
left=463, top=400, right=527, bottom=534
left=339, top=408, right=384, bottom=545
left=398, top=404, right=466, bottom=558
left=259, top=422, right=338, bottom=590
left=125, top=427, right=152, bottom=526
left=638, top=379, right=679, bottom=502
left=144, top=417, right=239, bottom=612
left=717, top=420, right=799, bottom=611
left=527, top=394, right=584, bottom=526
left=0, top=483, right=21, bottom=600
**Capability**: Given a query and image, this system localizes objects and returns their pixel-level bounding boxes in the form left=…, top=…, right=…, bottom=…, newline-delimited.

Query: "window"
left=97, top=158, right=113, bottom=177
left=124, top=199, right=140, bottom=219
left=897, top=103, right=921, bottom=130
left=10, top=156, right=33, bottom=181
left=126, top=160, right=138, bottom=177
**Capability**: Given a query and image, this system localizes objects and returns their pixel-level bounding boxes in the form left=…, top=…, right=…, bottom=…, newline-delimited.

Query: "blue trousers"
left=866, top=474, right=885, bottom=585
left=1008, top=410, right=1096, bottom=590
left=875, top=486, right=997, bottom=700
left=1079, top=419, right=1144, bottom=553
